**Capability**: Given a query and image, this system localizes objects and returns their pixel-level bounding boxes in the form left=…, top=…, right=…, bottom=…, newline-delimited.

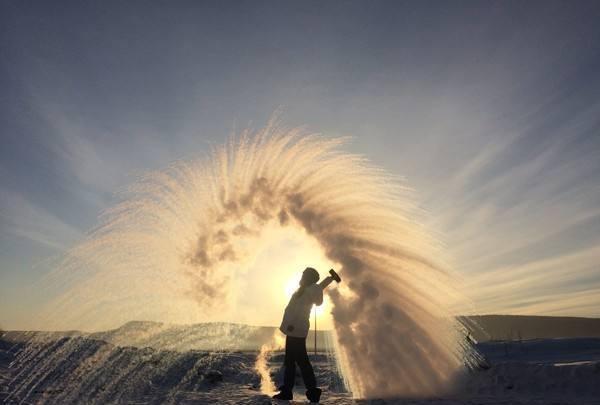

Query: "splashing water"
left=40, top=119, right=474, bottom=398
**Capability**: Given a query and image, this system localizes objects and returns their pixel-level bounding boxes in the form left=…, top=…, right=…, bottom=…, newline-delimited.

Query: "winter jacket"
left=279, top=283, right=324, bottom=338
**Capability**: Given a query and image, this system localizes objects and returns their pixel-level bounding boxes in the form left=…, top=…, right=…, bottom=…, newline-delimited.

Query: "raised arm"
left=319, top=269, right=341, bottom=290
left=318, top=275, right=335, bottom=290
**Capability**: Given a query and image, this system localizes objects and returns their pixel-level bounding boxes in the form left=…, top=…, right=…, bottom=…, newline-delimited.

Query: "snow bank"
left=2, top=336, right=599, bottom=404
left=463, top=360, right=600, bottom=398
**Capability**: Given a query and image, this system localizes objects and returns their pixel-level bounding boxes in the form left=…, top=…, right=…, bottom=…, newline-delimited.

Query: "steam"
left=43, top=118, right=474, bottom=398
left=255, top=330, right=284, bottom=394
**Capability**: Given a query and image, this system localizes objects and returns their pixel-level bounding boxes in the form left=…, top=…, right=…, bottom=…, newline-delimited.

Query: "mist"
left=41, top=121, right=475, bottom=397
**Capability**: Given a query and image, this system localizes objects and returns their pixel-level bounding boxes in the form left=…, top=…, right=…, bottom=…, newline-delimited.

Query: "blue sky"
left=1, top=1, right=600, bottom=329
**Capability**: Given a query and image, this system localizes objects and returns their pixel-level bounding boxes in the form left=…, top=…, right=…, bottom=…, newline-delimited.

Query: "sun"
left=230, top=223, right=337, bottom=329
left=284, top=275, right=301, bottom=298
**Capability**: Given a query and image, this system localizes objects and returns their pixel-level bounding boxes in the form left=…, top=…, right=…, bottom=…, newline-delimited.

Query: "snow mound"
left=463, top=360, right=600, bottom=397
left=2, top=336, right=600, bottom=404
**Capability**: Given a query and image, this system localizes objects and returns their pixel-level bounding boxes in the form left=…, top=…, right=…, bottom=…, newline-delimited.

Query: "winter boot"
left=306, top=387, right=322, bottom=403
left=272, top=389, right=293, bottom=401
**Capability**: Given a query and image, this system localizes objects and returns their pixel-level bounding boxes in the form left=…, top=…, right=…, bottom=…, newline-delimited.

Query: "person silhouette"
left=273, top=267, right=336, bottom=403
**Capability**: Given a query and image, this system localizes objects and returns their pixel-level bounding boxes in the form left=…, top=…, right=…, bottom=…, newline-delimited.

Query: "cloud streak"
left=1, top=1, right=600, bottom=328
left=0, top=188, right=81, bottom=251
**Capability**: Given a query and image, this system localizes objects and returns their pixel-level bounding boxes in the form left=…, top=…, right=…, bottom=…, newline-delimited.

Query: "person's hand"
left=329, top=269, right=341, bottom=283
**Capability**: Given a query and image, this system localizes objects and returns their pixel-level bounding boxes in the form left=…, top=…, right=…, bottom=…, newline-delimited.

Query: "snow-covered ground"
left=1, top=331, right=599, bottom=404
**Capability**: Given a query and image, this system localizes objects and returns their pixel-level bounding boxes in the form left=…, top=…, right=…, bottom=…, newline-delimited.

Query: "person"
left=273, top=267, right=336, bottom=403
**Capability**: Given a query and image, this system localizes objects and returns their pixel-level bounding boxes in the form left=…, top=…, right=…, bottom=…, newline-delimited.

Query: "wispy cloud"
left=435, top=108, right=600, bottom=316
left=463, top=244, right=600, bottom=314
left=1, top=1, right=600, bottom=328
left=0, top=188, right=82, bottom=251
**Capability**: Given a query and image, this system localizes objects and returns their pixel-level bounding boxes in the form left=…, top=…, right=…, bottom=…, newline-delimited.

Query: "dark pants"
left=282, top=336, right=316, bottom=391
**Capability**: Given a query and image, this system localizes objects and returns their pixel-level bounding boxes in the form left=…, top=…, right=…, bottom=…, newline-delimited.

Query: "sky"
left=1, top=1, right=600, bottom=329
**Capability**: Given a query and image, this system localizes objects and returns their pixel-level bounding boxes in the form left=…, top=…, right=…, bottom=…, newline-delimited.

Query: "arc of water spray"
left=44, top=117, right=476, bottom=398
